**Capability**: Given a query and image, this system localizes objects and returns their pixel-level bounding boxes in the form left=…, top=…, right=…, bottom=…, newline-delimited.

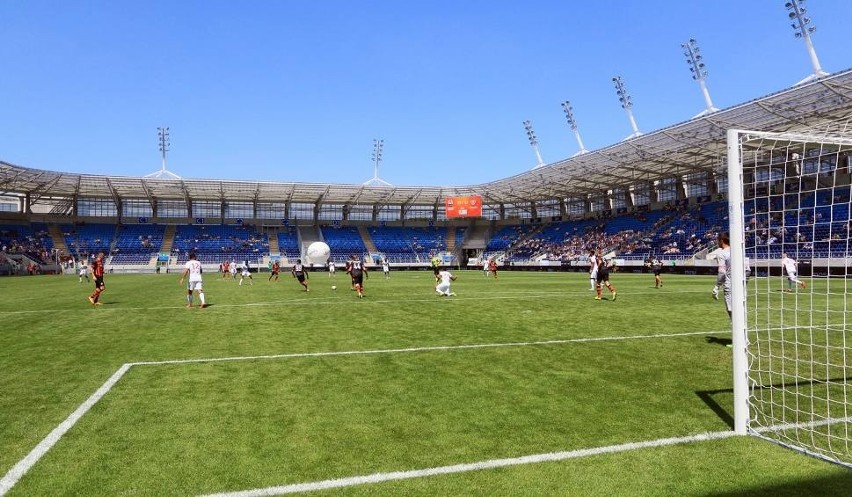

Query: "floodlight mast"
left=561, top=101, right=588, bottom=156
left=682, top=38, right=718, bottom=117
left=612, top=76, right=641, bottom=139
left=523, top=120, right=545, bottom=169
left=144, top=126, right=181, bottom=179
left=363, top=138, right=391, bottom=186
left=158, top=127, right=169, bottom=172
left=786, top=0, right=828, bottom=85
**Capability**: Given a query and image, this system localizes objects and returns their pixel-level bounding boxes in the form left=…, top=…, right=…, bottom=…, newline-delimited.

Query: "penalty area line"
left=198, top=431, right=738, bottom=497
left=131, top=329, right=728, bottom=366
left=0, top=328, right=729, bottom=496
left=0, top=364, right=132, bottom=496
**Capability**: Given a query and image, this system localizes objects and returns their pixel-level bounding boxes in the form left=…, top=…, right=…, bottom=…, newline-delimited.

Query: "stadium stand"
left=744, top=186, right=851, bottom=259
left=172, top=224, right=268, bottom=264
left=0, top=223, right=54, bottom=263
left=276, top=227, right=301, bottom=262
left=368, top=226, right=451, bottom=263
left=322, top=226, right=368, bottom=263
left=2, top=70, right=851, bottom=276
left=111, top=224, right=166, bottom=265
left=61, top=223, right=114, bottom=260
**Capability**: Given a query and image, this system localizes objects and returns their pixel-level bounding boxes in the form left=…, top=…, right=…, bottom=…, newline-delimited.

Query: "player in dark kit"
left=650, top=257, right=663, bottom=288
left=488, top=259, right=498, bottom=279
left=269, top=260, right=280, bottom=282
left=291, top=259, right=309, bottom=291
left=348, top=254, right=368, bottom=299
left=594, top=252, right=617, bottom=301
left=88, top=252, right=106, bottom=306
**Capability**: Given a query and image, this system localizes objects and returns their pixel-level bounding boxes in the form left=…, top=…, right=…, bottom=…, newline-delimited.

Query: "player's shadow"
left=706, top=336, right=732, bottom=347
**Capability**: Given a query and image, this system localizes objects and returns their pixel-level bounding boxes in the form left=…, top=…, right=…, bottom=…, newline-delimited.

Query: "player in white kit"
left=716, top=233, right=732, bottom=320
left=435, top=269, right=457, bottom=296
left=239, top=259, right=254, bottom=286
left=781, top=253, right=806, bottom=292
left=588, top=250, right=598, bottom=291
left=179, top=252, right=207, bottom=309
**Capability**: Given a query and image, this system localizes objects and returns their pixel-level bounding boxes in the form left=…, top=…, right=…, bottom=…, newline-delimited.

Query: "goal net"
left=727, top=123, right=852, bottom=467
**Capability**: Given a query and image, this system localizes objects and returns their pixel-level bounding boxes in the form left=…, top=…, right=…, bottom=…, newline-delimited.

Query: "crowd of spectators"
left=514, top=227, right=651, bottom=262
left=176, top=226, right=266, bottom=252
left=502, top=204, right=729, bottom=262
left=1, top=228, right=53, bottom=263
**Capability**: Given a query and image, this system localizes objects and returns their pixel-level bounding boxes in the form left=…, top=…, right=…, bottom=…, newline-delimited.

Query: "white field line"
left=0, top=329, right=728, bottom=496
left=198, top=431, right=740, bottom=497
left=131, top=330, right=726, bottom=366
left=0, top=364, right=132, bottom=496
left=0, top=288, right=717, bottom=315
left=753, top=416, right=852, bottom=434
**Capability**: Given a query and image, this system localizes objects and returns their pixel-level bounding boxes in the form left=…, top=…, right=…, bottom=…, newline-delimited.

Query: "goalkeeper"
left=716, top=233, right=732, bottom=319
left=781, top=253, right=806, bottom=292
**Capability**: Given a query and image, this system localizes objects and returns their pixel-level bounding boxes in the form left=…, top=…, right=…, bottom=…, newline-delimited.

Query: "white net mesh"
left=735, top=122, right=852, bottom=467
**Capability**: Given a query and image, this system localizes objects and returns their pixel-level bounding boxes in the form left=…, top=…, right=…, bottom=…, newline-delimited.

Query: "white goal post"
left=728, top=124, right=852, bottom=468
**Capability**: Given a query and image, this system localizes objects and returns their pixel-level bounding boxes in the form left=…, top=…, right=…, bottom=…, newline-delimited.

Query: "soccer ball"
left=331, top=285, right=337, bottom=290
left=306, top=241, right=331, bottom=264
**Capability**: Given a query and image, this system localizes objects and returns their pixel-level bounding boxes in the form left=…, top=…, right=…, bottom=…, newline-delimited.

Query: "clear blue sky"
left=1, top=1, right=850, bottom=186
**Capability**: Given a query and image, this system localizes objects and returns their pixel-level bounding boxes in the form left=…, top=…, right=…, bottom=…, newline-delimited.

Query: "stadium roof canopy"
left=3, top=68, right=852, bottom=210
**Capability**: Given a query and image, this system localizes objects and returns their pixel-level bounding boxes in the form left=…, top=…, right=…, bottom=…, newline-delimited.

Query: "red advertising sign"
left=445, top=195, right=482, bottom=218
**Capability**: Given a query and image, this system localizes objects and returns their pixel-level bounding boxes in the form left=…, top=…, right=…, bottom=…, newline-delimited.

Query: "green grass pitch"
left=1, top=270, right=851, bottom=496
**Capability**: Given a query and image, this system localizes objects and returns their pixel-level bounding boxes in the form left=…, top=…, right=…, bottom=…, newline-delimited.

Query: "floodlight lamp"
left=789, top=12, right=797, bottom=18
left=785, top=2, right=793, bottom=8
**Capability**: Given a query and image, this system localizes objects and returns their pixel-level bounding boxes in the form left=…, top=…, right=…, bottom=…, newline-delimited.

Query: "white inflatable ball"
left=306, top=241, right=331, bottom=264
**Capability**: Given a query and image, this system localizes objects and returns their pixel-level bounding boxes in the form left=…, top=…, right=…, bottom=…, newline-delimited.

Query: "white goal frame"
left=728, top=126, right=852, bottom=467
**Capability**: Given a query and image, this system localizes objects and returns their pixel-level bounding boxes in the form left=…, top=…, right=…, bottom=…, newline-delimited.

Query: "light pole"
left=158, top=127, right=169, bottom=172
left=561, top=101, right=588, bottom=156
left=363, top=138, right=391, bottom=186
left=144, top=127, right=181, bottom=179
left=612, top=76, right=641, bottom=140
left=523, top=120, right=545, bottom=169
left=682, top=38, right=718, bottom=117
left=786, top=0, right=827, bottom=85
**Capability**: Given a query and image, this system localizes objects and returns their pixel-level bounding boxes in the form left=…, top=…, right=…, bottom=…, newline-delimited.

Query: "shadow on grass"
left=706, top=336, right=733, bottom=347
left=696, top=368, right=852, bottom=430
left=705, top=472, right=852, bottom=496
left=695, top=387, right=735, bottom=430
